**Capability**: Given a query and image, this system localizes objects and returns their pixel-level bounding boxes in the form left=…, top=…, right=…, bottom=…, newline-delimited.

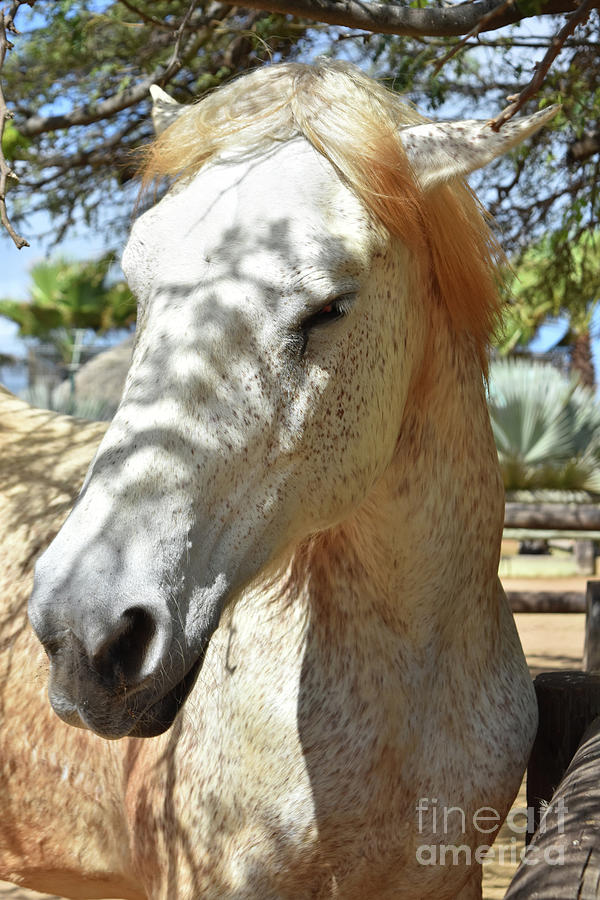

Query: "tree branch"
left=161, top=0, right=200, bottom=83
left=222, top=0, right=580, bottom=37
left=490, top=0, right=599, bottom=129
left=432, top=0, right=519, bottom=75
left=0, top=1, right=32, bottom=248
left=18, top=75, right=154, bottom=138
left=34, top=119, right=142, bottom=172
left=12, top=0, right=590, bottom=142
left=119, top=0, right=179, bottom=30
left=568, top=130, right=600, bottom=163
left=18, top=1, right=225, bottom=138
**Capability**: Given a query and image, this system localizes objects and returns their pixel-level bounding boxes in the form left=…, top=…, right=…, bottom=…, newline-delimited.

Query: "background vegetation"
left=488, top=358, right=600, bottom=493
left=0, top=0, right=598, bottom=419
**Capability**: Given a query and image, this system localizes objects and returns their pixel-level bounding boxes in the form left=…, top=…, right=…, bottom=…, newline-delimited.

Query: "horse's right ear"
left=149, top=85, right=185, bottom=135
left=400, top=105, right=559, bottom=190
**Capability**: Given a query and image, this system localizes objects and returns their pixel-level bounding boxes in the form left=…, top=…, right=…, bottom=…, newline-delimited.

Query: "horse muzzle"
left=29, top=558, right=203, bottom=739
left=42, top=627, right=206, bottom=739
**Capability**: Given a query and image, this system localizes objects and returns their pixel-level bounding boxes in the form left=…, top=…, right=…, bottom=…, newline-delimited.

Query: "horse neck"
left=290, top=317, right=504, bottom=647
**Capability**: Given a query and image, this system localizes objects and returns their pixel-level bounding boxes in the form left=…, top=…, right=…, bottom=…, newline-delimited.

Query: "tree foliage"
left=321, top=10, right=599, bottom=349
left=0, top=0, right=597, bottom=335
left=329, top=14, right=598, bottom=258
left=498, top=230, right=600, bottom=346
left=0, top=254, right=135, bottom=335
left=493, top=229, right=599, bottom=386
left=1, top=0, right=313, bottom=242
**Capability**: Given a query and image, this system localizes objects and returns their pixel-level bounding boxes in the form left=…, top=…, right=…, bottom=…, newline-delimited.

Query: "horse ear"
left=400, top=106, right=559, bottom=190
left=149, top=85, right=185, bottom=135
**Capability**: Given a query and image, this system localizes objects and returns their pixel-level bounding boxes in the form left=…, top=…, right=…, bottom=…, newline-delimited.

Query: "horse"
left=19, top=59, right=556, bottom=898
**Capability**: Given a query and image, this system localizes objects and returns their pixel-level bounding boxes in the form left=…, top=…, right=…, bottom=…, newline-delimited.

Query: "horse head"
left=28, top=61, right=555, bottom=739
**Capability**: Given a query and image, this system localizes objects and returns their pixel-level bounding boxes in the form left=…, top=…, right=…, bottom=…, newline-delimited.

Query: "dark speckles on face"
left=402, top=109, right=555, bottom=188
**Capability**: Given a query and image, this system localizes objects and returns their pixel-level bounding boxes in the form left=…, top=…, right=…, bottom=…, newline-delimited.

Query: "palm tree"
left=496, top=231, right=600, bottom=388
left=0, top=254, right=136, bottom=397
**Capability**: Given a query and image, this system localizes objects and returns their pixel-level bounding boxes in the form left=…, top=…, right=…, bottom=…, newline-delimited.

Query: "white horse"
left=25, top=60, right=554, bottom=898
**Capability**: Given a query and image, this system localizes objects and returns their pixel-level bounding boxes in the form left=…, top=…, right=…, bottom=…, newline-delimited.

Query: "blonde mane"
left=140, top=59, right=503, bottom=355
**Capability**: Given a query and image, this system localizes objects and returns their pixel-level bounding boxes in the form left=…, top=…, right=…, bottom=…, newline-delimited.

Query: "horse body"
left=0, top=391, right=139, bottom=898
left=3, top=61, right=556, bottom=897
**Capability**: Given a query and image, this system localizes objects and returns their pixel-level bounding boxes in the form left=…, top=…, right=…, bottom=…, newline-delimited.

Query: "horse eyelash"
left=302, top=295, right=355, bottom=331
left=293, top=295, right=355, bottom=359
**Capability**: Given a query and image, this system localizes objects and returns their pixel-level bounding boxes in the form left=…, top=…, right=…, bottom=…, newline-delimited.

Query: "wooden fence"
left=503, top=499, right=600, bottom=894
left=505, top=501, right=600, bottom=612
left=505, top=672, right=600, bottom=898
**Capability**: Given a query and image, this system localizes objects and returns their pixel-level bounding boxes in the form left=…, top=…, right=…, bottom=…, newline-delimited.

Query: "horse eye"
left=302, top=295, right=354, bottom=332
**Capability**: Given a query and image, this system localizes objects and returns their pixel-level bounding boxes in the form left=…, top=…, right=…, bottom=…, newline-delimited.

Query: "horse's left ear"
left=149, top=85, right=185, bottom=135
left=400, top=106, right=559, bottom=190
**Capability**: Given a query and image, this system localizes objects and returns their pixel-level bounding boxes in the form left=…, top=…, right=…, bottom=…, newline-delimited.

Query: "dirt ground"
left=0, top=578, right=589, bottom=900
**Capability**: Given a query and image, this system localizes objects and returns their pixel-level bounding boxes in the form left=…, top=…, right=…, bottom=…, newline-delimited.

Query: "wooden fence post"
left=508, top=592, right=585, bottom=614
left=584, top=581, right=600, bottom=672
left=576, top=540, right=596, bottom=576
left=526, top=671, right=600, bottom=839
left=505, top=503, right=600, bottom=530
left=505, top=716, right=600, bottom=899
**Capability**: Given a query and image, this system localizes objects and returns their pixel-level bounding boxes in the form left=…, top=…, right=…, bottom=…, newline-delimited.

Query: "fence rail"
left=505, top=503, right=600, bottom=531
left=508, top=592, right=586, bottom=613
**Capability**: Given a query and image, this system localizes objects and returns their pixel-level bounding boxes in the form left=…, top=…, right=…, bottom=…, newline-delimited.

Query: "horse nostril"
left=91, top=606, right=157, bottom=690
left=43, top=636, right=63, bottom=660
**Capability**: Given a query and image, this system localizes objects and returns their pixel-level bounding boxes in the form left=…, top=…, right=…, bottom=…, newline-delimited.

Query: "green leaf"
left=1, top=121, right=32, bottom=163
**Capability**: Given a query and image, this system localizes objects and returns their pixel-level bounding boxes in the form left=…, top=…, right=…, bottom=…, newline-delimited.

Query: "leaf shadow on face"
left=0, top=165, right=385, bottom=898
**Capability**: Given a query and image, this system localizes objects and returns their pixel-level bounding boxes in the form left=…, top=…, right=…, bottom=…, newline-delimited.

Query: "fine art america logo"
left=415, top=797, right=566, bottom=866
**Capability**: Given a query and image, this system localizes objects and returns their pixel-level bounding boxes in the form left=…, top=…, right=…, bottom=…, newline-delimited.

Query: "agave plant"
left=20, top=378, right=117, bottom=422
left=487, top=359, right=600, bottom=492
